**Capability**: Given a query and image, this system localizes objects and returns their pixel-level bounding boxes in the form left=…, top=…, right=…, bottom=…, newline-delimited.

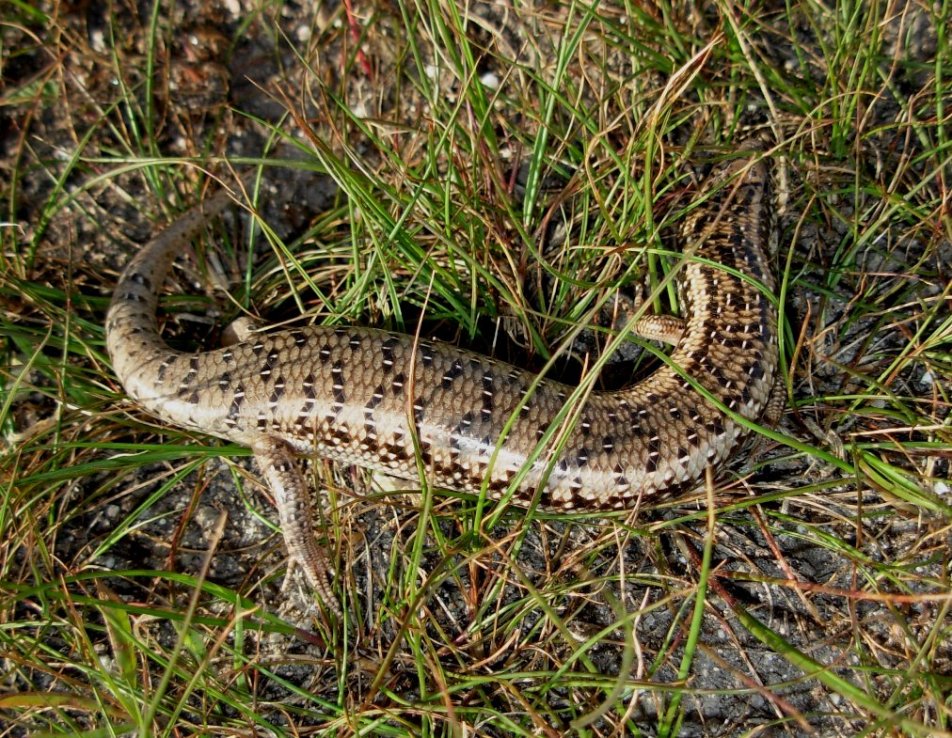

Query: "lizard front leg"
left=253, top=436, right=342, bottom=617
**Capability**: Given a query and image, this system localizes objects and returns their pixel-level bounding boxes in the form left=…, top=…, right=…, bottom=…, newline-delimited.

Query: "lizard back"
left=106, top=155, right=779, bottom=511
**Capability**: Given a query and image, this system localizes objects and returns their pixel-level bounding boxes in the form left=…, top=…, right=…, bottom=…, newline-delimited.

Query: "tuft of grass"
left=2, top=0, right=950, bottom=736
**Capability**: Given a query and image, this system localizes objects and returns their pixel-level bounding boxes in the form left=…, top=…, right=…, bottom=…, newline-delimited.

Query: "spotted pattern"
left=106, top=154, right=779, bottom=515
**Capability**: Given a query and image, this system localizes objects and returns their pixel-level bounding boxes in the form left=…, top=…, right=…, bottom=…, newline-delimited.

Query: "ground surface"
left=1, top=1, right=950, bottom=736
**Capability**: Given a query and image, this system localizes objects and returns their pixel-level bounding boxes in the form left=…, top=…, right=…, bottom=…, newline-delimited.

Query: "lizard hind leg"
left=762, top=373, right=787, bottom=429
left=252, top=436, right=342, bottom=618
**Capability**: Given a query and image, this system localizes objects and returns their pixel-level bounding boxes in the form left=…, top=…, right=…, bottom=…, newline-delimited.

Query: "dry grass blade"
left=1, top=1, right=949, bottom=736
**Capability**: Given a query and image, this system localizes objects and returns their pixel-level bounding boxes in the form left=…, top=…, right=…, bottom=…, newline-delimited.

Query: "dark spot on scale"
left=129, top=272, right=151, bottom=289
left=518, top=483, right=537, bottom=501
left=741, top=183, right=758, bottom=205
left=644, top=435, right=661, bottom=473
left=728, top=228, right=746, bottom=250
left=331, top=361, right=345, bottom=404
left=367, top=384, right=384, bottom=410
left=419, top=437, right=433, bottom=464
left=705, top=418, right=724, bottom=436
left=384, top=442, right=411, bottom=461
left=698, top=316, right=720, bottom=341
left=656, top=476, right=697, bottom=501
left=708, top=365, right=728, bottom=387
left=718, top=336, right=748, bottom=349
left=330, top=426, right=352, bottom=445
left=739, top=384, right=753, bottom=405
left=380, top=336, right=400, bottom=373
left=228, top=386, right=245, bottom=419
left=481, top=374, right=495, bottom=416
left=442, top=358, right=464, bottom=389
left=391, top=372, right=406, bottom=395
left=487, top=476, right=504, bottom=493
left=455, top=411, right=475, bottom=434
left=270, top=377, right=286, bottom=405
left=613, top=463, right=628, bottom=486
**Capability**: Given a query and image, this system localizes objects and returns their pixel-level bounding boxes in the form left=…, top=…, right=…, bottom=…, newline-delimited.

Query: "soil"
left=3, top=1, right=949, bottom=736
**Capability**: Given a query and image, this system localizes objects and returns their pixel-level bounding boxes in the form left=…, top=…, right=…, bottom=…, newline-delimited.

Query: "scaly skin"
left=106, top=155, right=779, bottom=615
